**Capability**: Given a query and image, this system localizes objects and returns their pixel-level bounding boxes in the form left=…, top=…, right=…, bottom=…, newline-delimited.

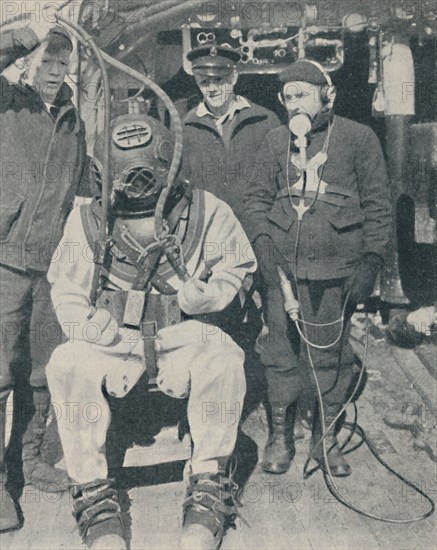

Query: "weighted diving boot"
left=0, top=398, right=20, bottom=532
left=310, top=402, right=351, bottom=477
left=22, top=387, right=70, bottom=492
left=180, top=471, right=240, bottom=550
left=72, top=479, right=127, bottom=549
left=261, top=403, right=297, bottom=474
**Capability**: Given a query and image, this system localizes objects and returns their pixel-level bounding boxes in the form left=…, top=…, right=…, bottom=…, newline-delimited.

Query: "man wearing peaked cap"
left=181, top=44, right=286, bottom=544
left=182, top=45, right=281, bottom=441
left=242, top=58, right=392, bottom=479
left=182, top=43, right=280, bottom=220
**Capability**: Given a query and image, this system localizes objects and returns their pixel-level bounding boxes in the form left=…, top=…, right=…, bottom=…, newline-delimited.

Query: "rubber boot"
left=310, top=402, right=351, bottom=477
left=0, top=398, right=20, bottom=532
left=72, top=479, right=126, bottom=549
left=261, top=403, right=297, bottom=474
left=21, top=387, right=70, bottom=492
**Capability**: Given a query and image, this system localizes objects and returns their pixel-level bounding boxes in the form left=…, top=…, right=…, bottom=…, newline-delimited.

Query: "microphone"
left=277, top=266, right=299, bottom=321
left=289, top=113, right=311, bottom=171
left=289, top=113, right=311, bottom=144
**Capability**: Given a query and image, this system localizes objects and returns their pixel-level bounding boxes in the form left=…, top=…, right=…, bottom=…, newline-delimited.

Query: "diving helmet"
left=91, top=114, right=175, bottom=216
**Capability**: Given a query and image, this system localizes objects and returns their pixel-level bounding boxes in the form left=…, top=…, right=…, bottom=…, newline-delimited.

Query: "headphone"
left=305, top=59, right=336, bottom=106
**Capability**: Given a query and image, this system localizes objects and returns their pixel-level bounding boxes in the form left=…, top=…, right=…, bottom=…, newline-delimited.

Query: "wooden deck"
left=1, top=316, right=436, bottom=550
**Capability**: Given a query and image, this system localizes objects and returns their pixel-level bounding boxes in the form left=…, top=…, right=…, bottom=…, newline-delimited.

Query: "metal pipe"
left=135, top=0, right=183, bottom=18
left=118, top=0, right=205, bottom=60
left=56, top=0, right=77, bottom=12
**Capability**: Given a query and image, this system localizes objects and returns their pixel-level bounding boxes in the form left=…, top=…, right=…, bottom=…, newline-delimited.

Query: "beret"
left=279, top=59, right=331, bottom=86
left=46, top=25, right=73, bottom=51
left=187, top=44, right=241, bottom=76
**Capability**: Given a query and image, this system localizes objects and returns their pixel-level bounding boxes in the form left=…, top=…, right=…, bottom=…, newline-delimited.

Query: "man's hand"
left=343, top=252, right=384, bottom=304
left=89, top=308, right=120, bottom=346
left=11, top=27, right=40, bottom=52
left=0, top=24, right=41, bottom=79
left=58, top=304, right=119, bottom=346
left=178, top=278, right=215, bottom=315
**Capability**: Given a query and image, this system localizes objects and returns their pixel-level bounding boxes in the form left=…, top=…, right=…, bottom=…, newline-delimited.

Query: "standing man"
left=0, top=23, right=89, bottom=530
left=243, top=59, right=392, bottom=476
left=182, top=44, right=280, bottom=382
left=183, top=44, right=280, bottom=220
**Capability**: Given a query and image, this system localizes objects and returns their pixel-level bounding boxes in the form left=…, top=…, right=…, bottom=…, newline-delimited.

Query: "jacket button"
left=309, top=207, right=316, bottom=214
left=308, top=233, right=314, bottom=240
left=308, top=252, right=316, bottom=260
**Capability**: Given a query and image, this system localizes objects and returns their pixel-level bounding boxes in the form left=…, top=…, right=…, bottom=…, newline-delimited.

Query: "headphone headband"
left=301, top=59, right=333, bottom=87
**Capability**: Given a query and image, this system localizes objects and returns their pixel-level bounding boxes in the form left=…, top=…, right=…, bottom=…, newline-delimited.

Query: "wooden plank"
left=130, top=481, right=184, bottom=549
left=388, top=346, right=436, bottom=411
left=415, top=343, right=437, bottom=378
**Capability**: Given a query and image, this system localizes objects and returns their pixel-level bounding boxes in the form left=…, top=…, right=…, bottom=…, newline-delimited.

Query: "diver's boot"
left=261, top=403, right=296, bottom=474
left=0, top=398, right=20, bottom=532
left=311, top=403, right=351, bottom=477
left=72, top=479, right=127, bottom=549
left=180, top=471, right=239, bottom=550
left=22, top=387, right=70, bottom=492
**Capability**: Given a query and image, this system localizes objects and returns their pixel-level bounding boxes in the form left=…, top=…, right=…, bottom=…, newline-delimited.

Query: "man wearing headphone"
left=243, top=59, right=392, bottom=476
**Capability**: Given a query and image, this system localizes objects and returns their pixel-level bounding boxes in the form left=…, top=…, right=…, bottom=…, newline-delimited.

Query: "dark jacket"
left=182, top=100, right=279, bottom=219
left=0, top=28, right=89, bottom=272
left=243, top=115, right=392, bottom=280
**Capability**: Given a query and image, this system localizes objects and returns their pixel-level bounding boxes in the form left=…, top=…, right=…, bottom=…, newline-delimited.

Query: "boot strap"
left=72, top=479, right=124, bottom=543
left=183, top=474, right=243, bottom=539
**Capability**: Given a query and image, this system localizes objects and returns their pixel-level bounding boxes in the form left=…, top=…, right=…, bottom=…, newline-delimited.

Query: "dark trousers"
left=258, top=279, right=354, bottom=407
left=0, top=264, right=63, bottom=400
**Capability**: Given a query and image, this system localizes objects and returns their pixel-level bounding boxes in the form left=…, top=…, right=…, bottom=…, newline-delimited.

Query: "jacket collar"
left=185, top=97, right=265, bottom=134
left=309, top=108, right=333, bottom=136
left=54, top=82, right=74, bottom=108
left=195, top=95, right=251, bottom=120
left=23, top=81, right=80, bottom=132
left=22, top=80, right=73, bottom=107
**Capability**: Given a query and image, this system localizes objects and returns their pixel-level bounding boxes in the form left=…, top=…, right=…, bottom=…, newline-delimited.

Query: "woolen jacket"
left=243, top=115, right=392, bottom=280
left=182, top=99, right=279, bottom=219
left=0, top=28, right=89, bottom=272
